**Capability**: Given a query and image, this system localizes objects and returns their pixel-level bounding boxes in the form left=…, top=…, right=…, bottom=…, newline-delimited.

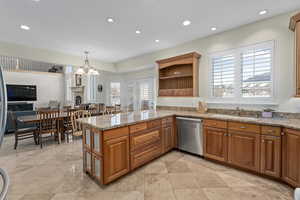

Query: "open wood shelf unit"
left=290, top=12, right=300, bottom=97
left=156, top=52, right=201, bottom=97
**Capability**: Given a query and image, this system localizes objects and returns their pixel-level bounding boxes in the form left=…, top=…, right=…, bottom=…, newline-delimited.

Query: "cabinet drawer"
left=261, top=126, right=281, bottom=136
left=129, top=123, right=147, bottom=133
left=131, top=143, right=162, bottom=170
left=103, top=127, right=129, bottom=141
left=228, top=122, right=260, bottom=134
left=147, top=120, right=161, bottom=129
left=203, top=119, right=227, bottom=129
left=131, top=130, right=161, bottom=151
left=162, top=117, right=173, bottom=126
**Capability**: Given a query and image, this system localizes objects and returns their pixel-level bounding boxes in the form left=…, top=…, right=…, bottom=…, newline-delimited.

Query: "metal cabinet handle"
left=262, top=139, right=265, bottom=143
left=240, top=126, right=246, bottom=129
left=281, top=132, right=285, bottom=136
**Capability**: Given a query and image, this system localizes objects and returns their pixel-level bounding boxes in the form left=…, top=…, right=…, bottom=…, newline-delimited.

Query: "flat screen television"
left=6, top=84, right=37, bottom=101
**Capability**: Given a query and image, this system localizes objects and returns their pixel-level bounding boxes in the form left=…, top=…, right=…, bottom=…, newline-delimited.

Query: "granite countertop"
left=77, top=110, right=300, bottom=131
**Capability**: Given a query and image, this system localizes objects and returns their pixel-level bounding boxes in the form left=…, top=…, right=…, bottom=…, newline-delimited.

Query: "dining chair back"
left=9, top=112, right=37, bottom=149
left=70, top=110, right=91, bottom=138
left=98, top=103, right=105, bottom=115
left=105, top=106, right=115, bottom=115
left=115, top=104, right=121, bottom=113
left=37, top=109, right=60, bottom=148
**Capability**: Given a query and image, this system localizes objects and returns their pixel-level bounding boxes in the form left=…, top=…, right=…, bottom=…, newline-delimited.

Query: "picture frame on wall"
left=75, top=74, right=82, bottom=86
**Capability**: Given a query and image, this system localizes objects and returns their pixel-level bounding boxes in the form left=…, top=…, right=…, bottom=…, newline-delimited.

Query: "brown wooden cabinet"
left=162, top=117, right=175, bottom=153
left=203, top=126, right=228, bottom=162
left=162, top=126, right=174, bottom=152
left=260, top=135, right=281, bottom=178
left=156, top=52, right=201, bottom=97
left=227, top=131, right=260, bottom=172
left=289, top=12, right=300, bottom=96
left=282, top=128, right=300, bottom=187
left=103, top=135, right=130, bottom=184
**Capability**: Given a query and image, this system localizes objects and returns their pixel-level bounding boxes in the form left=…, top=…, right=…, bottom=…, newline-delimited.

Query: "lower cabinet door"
left=83, top=150, right=92, bottom=175
left=282, top=129, right=300, bottom=187
left=92, top=154, right=103, bottom=184
left=103, top=136, right=130, bottom=184
left=260, top=135, right=281, bottom=178
left=228, top=131, right=260, bottom=172
left=163, top=126, right=174, bottom=152
left=203, top=127, right=228, bottom=162
left=131, top=143, right=162, bottom=170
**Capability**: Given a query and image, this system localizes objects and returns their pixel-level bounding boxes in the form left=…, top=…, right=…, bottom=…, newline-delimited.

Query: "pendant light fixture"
left=76, top=51, right=99, bottom=75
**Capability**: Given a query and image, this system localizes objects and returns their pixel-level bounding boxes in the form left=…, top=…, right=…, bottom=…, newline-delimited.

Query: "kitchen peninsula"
left=78, top=110, right=300, bottom=187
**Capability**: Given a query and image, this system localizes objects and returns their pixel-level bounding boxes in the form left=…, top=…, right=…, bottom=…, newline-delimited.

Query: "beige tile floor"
left=0, top=135, right=294, bottom=200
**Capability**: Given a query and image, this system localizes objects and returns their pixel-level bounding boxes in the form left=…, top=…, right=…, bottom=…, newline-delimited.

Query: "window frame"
left=209, top=40, right=275, bottom=104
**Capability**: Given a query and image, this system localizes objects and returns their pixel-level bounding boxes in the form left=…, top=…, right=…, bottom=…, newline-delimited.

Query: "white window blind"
left=241, top=46, right=272, bottom=97
left=212, top=54, right=235, bottom=98
left=110, top=82, right=121, bottom=105
left=210, top=41, right=274, bottom=101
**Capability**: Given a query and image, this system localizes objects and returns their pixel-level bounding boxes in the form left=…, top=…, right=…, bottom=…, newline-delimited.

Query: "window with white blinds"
left=212, top=54, right=235, bottom=98
left=210, top=41, right=274, bottom=100
left=241, top=46, right=272, bottom=97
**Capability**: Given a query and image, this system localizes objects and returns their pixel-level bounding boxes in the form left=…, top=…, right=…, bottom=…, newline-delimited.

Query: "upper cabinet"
left=156, top=52, right=201, bottom=97
left=289, top=12, right=300, bottom=97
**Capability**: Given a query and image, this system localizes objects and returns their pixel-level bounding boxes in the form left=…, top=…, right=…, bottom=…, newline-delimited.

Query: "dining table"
left=17, top=110, right=104, bottom=144
left=17, top=112, right=69, bottom=144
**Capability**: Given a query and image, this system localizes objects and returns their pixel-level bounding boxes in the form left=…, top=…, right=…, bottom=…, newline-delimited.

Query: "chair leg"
left=66, top=132, right=69, bottom=143
left=34, top=132, right=38, bottom=145
left=14, top=134, right=18, bottom=150
left=39, top=134, right=43, bottom=148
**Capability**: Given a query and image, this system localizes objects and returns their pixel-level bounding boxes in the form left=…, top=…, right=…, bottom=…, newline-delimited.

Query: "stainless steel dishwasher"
left=176, top=117, right=203, bottom=156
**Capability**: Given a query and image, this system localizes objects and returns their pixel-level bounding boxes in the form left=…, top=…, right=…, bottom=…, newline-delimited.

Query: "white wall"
left=115, top=11, right=300, bottom=113
left=0, top=41, right=116, bottom=72
left=3, top=71, right=65, bottom=108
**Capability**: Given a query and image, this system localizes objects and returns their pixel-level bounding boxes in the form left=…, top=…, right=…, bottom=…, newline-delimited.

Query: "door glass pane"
left=85, top=129, right=91, bottom=147
left=94, top=133, right=100, bottom=152
left=86, top=152, right=91, bottom=171
left=95, top=158, right=101, bottom=178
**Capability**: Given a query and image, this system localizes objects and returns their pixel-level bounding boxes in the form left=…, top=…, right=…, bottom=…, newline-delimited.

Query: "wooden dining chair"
left=69, top=110, right=91, bottom=139
left=64, top=108, right=79, bottom=142
left=37, top=110, right=60, bottom=148
left=10, top=112, right=38, bottom=149
left=105, top=106, right=115, bottom=115
left=115, top=104, right=121, bottom=113
left=98, top=103, right=105, bottom=115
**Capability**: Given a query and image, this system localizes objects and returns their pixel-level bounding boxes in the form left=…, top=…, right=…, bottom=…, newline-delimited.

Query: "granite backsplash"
left=156, top=106, right=300, bottom=119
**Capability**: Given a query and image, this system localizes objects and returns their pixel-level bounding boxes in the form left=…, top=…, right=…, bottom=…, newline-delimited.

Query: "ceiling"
left=0, top=0, right=300, bottom=63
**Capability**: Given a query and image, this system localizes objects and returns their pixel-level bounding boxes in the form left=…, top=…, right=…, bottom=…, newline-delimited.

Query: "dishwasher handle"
left=176, top=117, right=202, bottom=122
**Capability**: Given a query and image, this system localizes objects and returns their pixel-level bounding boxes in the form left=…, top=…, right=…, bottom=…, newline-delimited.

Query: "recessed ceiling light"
left=155, top=39, right=160, bottom=43
left=182, top=20, right=191, bottom=26
left=32, top=0, right=40, bottom=2
left=20, top=25, right=30, bottom=30
left=211, top=27, right=217, bottom=31
left=259, top=10, right=268, bottom=15
left=135, top=30, right=141, bottom=34
left=107, top=17, right=114, bottom=23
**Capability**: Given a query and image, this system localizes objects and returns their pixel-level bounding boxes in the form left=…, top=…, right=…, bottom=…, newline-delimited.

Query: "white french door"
left=125, top=78, right=155, bottom=111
